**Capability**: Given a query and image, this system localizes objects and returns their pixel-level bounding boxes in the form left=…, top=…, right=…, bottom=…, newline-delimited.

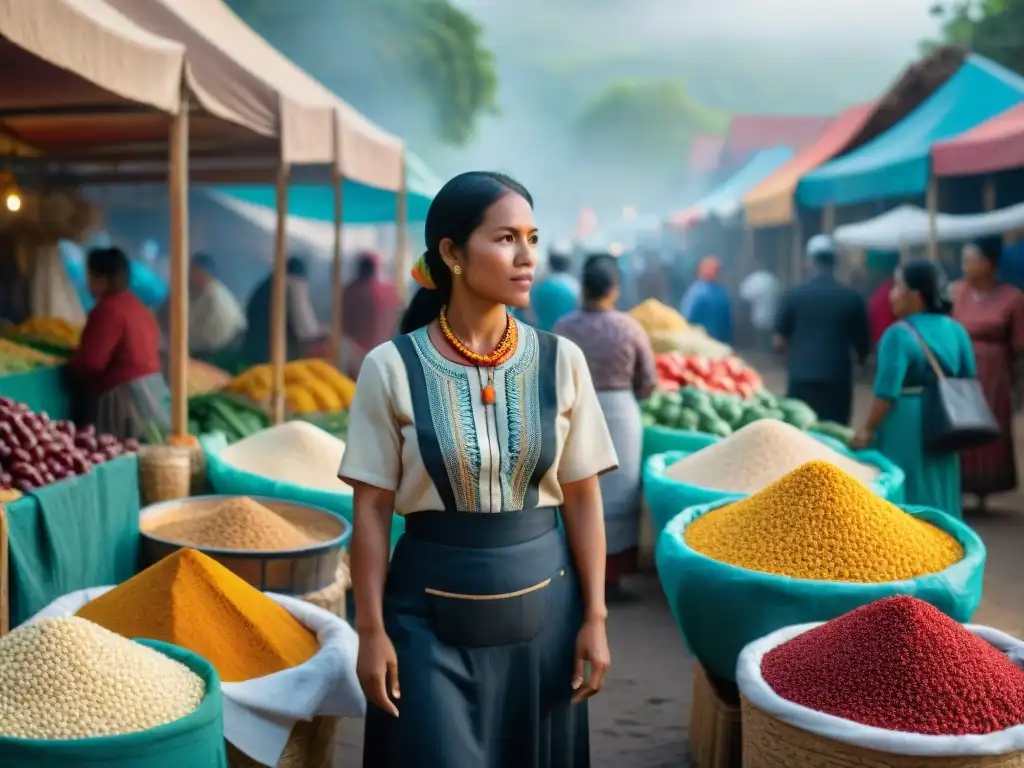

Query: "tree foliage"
left=575, top=80, right=728, bottom=167
left=928, top=0, right=1024, bottom=73
left=227, top=0, right=498, bottom=145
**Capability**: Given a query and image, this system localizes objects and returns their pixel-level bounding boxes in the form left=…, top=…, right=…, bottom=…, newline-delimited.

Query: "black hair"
left=400, top=171, right=533, bottom=334
left=355, top=254, right=377, bottom=280
left=286, top=256, right=307, bottom=277
left=901, top=260, right=953, bottom=315
left=548, top=252, right=571, bottom=273
left=972, top=235, right=1003, bottom=267
left=811, top=248, right=836, bottom=269
left=87, top=247, right=130, bottom=291
left=582, top=254, right=620, bottom=302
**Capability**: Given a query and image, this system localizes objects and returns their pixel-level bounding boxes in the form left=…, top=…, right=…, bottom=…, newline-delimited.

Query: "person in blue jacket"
left=680, top=255, right=732, bottom=343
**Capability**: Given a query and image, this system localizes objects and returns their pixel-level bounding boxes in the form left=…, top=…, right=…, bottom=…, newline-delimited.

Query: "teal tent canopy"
left=669, top=147, right=794, bottom=226
left=798, top=55, right=1024, bottom=208
left=216, top=151, right=441, bottom=224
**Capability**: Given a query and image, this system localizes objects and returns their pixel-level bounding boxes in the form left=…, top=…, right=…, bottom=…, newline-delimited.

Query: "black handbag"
left=902, top=321, right=1001, bottom=453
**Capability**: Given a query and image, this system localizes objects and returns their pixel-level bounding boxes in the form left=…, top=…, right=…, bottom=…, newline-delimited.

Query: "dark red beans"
left=762, top=596, right=1024, bottom=735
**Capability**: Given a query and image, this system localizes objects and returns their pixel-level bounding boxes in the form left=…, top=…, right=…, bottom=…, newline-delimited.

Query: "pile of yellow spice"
left=77, top=548, right=319, bottom=682
left=683, top=460, right=964, bottom=582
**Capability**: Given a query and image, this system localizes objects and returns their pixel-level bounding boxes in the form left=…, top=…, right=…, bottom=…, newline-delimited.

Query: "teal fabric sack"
left=642, top=425, right=714, bottom=461
left=655, top=500, right=986, bottom=681
left=0, top=639, right=227, bottom=768
left=202, top=432, right=405, bottom=549
left=643, top=435, right=907, bottom=538
left=6, top=456, right=140, bottom=626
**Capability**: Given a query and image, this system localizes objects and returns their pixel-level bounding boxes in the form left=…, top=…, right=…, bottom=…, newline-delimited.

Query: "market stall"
left=653, top=453, right=989, bottom=766
left=0, top=340, right=72, bottom=421
left=833, top=200, right=1024, bottom=250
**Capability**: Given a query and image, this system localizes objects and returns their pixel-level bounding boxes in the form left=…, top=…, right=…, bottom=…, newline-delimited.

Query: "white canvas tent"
left=833, top=202, right=1024, bottom=250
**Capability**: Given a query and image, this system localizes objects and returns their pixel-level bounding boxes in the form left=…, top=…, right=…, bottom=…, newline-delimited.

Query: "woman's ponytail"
left=399, top=247, right=452, bottom=334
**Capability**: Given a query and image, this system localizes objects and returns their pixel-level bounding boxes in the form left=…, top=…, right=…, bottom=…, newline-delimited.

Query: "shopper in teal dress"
left=851, top=261, right=976, bottom=519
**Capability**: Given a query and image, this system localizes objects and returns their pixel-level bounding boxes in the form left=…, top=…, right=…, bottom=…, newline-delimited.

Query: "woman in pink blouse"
left=555, top=254, right=657, bottom=598
left=953, top=238, right=1024, bottom=509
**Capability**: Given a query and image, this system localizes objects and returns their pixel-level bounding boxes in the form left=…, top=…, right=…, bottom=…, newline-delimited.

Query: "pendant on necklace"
left=481, top=368, right=496, bottom=405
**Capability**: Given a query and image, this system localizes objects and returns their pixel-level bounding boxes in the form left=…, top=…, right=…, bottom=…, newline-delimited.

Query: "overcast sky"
left=459, top=0, right=941, bottom=53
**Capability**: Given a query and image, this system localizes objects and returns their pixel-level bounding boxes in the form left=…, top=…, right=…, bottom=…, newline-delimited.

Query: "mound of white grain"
left=0, top=617, right=204, bottom=739
left=220, top=421, right=351, bottom=492
left=664, top=419, right=879, bottom=493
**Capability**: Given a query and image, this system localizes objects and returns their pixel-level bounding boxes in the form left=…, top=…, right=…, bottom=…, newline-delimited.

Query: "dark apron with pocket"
left=363, top=507, right=590, bottom=768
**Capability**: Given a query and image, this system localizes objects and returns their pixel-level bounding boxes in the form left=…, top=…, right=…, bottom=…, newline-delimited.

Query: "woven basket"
left=138, top=446, right=192, bottom=505
left=300, top=560, right=350, bottom=619
left=741, top=697, right=1024, bottom=768
left=226, top=716, right=337, bottom=768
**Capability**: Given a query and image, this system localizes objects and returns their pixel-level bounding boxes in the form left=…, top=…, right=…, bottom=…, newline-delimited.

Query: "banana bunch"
left=16, top=317, right=82, bottom=348
left=226, top=358, right=356, bottom=414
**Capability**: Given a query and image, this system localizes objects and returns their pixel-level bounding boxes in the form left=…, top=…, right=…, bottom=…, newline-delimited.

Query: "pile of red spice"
left=761, top=596, right=1024, bottom=735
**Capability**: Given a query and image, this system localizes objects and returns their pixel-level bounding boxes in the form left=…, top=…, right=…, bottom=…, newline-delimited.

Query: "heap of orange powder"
left=77, top=548, right=319, bottom=683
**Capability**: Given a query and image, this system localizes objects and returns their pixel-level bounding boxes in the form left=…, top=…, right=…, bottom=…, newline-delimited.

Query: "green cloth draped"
left=0, top=366, right=73, bottom=421
left=6, top=455, right=140, bottom=626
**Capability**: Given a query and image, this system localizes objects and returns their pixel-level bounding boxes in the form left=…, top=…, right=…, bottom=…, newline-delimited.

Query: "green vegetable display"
left=187, top=394, right=269, bottom=443
left=642, top=387, right=821, bottom=436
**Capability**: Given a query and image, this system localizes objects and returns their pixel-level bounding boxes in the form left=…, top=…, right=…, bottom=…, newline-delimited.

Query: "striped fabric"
left=95, top=373, right=171, bottom=441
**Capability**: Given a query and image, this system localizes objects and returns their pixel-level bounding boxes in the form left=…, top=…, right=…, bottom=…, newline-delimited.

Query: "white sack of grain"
left=220, top=421, right=352, bottom=492
left=664, top=419, right=879, bottom=494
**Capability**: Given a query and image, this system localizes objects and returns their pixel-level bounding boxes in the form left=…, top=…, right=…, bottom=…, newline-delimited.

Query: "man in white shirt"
left=189, top=253, right=246, bottom=359
left=739, top=260, right=781, bottom=351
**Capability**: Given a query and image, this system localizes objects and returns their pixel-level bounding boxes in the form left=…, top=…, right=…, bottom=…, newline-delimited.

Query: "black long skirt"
left=363, top=508, right=589, bottom=768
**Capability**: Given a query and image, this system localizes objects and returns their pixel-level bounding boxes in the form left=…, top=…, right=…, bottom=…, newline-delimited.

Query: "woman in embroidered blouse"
left=339, top=172, right=617, bottom=767
left=554, top=254, right=656, bottom=599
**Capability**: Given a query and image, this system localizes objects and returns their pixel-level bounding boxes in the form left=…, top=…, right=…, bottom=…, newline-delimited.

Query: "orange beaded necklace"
left=439, top=306, right=518, bottom=404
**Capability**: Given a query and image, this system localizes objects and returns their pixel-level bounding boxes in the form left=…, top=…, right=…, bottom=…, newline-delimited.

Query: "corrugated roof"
left=687, top=134, right=725, bottom=174
left=743, top=103, right=874, bottom=227
left=931, top=102, right=1024, bottom=177
left=721, top=114, right=833, bottom=167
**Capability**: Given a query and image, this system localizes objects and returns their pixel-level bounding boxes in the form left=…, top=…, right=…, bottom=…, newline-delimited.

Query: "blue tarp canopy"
left=798, top=55, right=1024, bottom=208
left=216, top=151, right=442, bottom=224
left=669, top=147, right=794, bottom=226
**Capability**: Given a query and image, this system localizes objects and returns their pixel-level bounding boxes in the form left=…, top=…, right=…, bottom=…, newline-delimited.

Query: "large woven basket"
left=300, top=560, right=350, bottom=619
left=138, top=446, right=191, bottom=505
left=226, top=716, right=337, bottom=768
left=741, top=697, right=1024, bottom=768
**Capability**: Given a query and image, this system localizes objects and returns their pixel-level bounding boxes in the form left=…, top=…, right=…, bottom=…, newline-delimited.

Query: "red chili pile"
left=761, top=596, right=1024, bottom=735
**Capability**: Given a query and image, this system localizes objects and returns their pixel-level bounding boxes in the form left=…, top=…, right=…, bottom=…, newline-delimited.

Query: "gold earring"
left=452, top=264, right=462, bottom=275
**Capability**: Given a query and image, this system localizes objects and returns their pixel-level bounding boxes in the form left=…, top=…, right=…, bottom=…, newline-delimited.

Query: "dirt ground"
left=333, top=356, right=1024, bottom=767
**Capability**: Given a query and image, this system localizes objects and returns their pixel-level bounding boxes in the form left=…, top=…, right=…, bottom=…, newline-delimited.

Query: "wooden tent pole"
left=0, top=505, right=9, bottom=637
left=791, top=216, right=804, bottom=285
left=395, top=147, right=409, bottom=302
left=822, top=202, right=836, bottom=235
left=926, top=176, right=939, bottom=261
left=168, top=90, right=190, bottom=439
left=330, top=169, right=345, bottom=366
left=983, top=177, right=997, bottom=212
left=269, top=166, right=289, bottom=424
